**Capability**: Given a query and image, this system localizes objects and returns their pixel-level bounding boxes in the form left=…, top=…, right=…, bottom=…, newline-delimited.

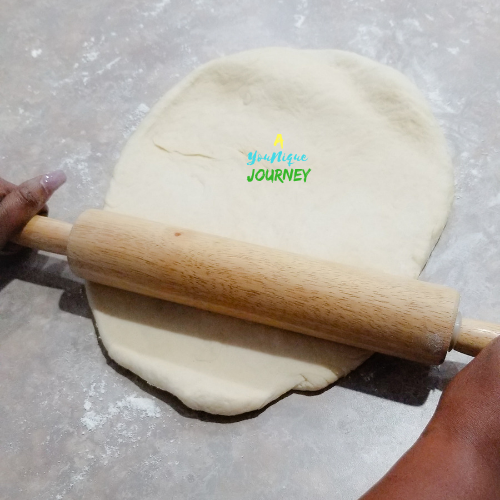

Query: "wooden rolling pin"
left=11, top=209, right=500, bottom=364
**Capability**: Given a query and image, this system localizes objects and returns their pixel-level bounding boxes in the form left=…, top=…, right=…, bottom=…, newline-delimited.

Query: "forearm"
left=360, top=422, right=500, bottom=500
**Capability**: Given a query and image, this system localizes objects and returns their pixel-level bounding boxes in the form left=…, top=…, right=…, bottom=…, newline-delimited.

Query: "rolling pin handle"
left=453, top=317, right=500, bottom=357
left=9, top=215, right=72, bottom=256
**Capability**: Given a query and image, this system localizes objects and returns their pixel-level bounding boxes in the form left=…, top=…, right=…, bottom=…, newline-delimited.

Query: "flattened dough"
left=87, top=48, right=454, bottom=415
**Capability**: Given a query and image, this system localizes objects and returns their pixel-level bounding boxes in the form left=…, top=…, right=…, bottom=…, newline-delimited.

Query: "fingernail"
left=40, top=170, right=67, bottom=195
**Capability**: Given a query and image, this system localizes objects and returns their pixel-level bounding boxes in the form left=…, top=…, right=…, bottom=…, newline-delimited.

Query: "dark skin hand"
left=361, top=335, right=500, bottom=500
left=0, top=171, right=66, bottom=253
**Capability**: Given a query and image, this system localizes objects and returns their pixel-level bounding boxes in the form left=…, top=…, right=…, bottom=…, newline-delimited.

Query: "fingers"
left=0, top=170, right=66, bottom=250
left=0, top=178, right=48, bottom=215
left=0, top=178, right=17, bottom=199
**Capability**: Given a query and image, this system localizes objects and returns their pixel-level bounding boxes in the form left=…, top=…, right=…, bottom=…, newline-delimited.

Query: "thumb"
left=0, top=170, right=66, bottom=250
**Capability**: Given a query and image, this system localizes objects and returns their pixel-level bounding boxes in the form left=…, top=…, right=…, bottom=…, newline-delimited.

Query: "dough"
left=87, top=48, right=453, bottom=415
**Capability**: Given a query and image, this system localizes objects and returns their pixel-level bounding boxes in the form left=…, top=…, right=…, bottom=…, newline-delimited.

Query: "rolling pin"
left=11, top=209, right=500, bottom=364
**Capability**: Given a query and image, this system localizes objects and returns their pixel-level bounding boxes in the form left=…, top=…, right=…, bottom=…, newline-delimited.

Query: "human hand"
left=429, top=334, right=500, bottom=468
left=361, top=336, right=500, bottom=500
left=0, top=170, right=66, bottom=253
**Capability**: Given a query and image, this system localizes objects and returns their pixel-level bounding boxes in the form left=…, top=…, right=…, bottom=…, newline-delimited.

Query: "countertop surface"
left=1, top=1, right=499, bottom=499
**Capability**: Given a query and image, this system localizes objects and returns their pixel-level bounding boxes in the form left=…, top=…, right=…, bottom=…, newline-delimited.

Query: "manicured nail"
left=40, top=170, right=67, bottom=195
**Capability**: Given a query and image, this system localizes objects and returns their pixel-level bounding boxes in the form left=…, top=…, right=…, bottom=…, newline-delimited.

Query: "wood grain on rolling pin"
left=67, top=210, right=460, bottom=364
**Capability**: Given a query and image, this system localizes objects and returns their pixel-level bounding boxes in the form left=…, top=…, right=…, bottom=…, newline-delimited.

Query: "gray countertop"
left=1, top=1, right=499, bottom=499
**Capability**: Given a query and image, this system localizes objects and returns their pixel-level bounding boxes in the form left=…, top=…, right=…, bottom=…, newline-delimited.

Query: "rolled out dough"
left=87, top=48, right=454, bottom=415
